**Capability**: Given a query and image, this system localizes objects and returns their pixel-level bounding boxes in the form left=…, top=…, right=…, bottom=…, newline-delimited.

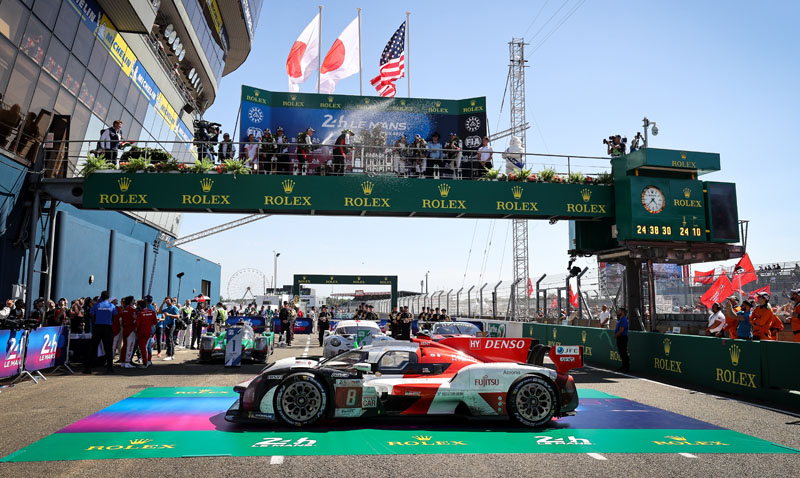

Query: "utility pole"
left=509, top=38, right=529, bottom=320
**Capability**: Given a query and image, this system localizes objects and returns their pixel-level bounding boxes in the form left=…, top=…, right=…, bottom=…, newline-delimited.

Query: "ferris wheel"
left=227, top=268, right=267, bottom=303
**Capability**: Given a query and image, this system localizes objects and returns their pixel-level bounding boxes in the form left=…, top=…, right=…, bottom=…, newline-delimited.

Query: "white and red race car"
left=226, top=337, right=582, bottom=428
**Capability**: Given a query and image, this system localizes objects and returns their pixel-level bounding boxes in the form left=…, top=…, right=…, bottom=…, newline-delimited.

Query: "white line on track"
left=587, top=453, right=607, bottom=461
left=583, top=365, right=800, bottom=419
left=679, top=453, right=698, bottom=458
left=302, top=335, right=310, bottom=357
left=270, top=455, right=284, bottom=465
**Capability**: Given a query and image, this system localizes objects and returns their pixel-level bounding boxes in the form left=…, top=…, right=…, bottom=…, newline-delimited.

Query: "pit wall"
left=478, top=320, right=799, bottom=406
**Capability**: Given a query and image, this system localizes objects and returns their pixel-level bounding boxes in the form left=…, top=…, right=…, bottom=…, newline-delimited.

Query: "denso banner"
left=24, top=326, right=68, bottom=372
left=239, top=86, right=488, bottom=172
left=0, top=329, right=26, bottom=379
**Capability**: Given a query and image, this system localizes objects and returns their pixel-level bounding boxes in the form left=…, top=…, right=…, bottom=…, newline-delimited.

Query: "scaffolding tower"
left=509, top=38, right=529, bottom=320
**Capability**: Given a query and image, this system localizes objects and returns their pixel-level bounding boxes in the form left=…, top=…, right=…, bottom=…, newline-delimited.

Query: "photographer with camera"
left=194, top=120, right=222, bottom=162
left=604, top=134, right=627, bottom=157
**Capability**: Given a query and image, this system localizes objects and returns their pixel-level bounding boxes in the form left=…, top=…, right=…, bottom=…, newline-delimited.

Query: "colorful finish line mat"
left=2, top=387, right=796, bottom=462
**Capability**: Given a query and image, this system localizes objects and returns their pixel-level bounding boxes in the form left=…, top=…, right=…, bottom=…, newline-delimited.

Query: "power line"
left=526, top=0, right=571, bottom=43
left=522, top=0, right=551, bottom=38
left=530, top=0, right=587, bottom=54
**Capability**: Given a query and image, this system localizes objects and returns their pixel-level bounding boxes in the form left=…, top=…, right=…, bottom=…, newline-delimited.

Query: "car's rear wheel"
left=274, top=373, right=328, bottom=426
left=507, top=375, right=557, bottom=427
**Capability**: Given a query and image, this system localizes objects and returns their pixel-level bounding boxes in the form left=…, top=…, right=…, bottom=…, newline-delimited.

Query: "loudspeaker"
left=183, top=104, right=194, bottom=114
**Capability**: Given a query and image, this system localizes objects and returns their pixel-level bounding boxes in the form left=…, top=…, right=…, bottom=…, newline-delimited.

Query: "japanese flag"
left=319, top=17, right=360, bottom=94
left=287, top=13, right=320, bottom=92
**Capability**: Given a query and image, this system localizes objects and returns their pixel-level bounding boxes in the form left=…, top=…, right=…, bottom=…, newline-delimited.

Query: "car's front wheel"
left=274, top=373, right=328, bottom=426
left=507, top=375, right=557, bottom=427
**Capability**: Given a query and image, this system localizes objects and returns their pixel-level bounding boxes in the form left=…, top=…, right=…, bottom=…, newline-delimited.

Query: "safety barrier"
left=519, top=323, right=800, bottom=405
left=0, top=326, right=73, bottom=384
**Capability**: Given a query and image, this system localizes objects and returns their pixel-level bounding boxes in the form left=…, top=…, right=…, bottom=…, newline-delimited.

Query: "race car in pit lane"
left=199, top=323, right=275, bottom=363
left=322, top=320, right=393, bottom=358
left=417, top=321, right=483, bottom=340
left=225, top=337, right=582, bottom=428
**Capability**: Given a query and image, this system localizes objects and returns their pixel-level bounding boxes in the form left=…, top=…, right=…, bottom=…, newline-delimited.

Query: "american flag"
left=370, top=22, right=405, bottom=97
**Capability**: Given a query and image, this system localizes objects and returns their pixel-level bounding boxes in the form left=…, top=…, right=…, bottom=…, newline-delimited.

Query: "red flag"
left=694, top=269, right=715, bottom=284
left=569, top=285, right=579, bottom=308
left=747, top=285, right=770, bottom=299
left=550, top=296, right=557, bottom=309
left=700, top=273, right=734, bottom=308
left=527, top=278, right=533, bottom=298
left=731, top=254, right=757, bottom=288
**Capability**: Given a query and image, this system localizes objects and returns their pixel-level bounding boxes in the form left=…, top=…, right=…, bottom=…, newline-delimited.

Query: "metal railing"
left=37, top=137, right=612, bottom=181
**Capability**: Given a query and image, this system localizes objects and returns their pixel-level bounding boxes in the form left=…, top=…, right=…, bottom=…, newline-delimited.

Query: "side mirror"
left=354, top=362, right=372, bottom=374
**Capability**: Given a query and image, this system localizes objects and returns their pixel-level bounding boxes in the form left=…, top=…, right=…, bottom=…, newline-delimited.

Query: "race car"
left=322, top=320, right=393, bottom=358
left=225, top=336, right=582, bottom=428
left=199, top=323, right=275, bottom=363
left=417, top=321, right=482, bottom=340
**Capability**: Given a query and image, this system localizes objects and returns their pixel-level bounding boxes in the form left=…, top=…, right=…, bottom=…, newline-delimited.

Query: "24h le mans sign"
left=82, top=174, right=614, bottom=220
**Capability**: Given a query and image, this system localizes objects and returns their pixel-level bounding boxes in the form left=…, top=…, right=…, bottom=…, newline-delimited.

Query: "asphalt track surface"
left=1, top=333, right=798, bottom=477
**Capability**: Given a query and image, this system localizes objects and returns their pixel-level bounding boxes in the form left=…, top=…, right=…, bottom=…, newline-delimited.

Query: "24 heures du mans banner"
left=82, top=174, right=614, bottom=219
left=239, top=86, right=489, bottom=171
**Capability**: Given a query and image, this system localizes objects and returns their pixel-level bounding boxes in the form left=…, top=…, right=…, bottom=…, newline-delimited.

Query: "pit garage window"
left=378, top=351, right=417, bottom=374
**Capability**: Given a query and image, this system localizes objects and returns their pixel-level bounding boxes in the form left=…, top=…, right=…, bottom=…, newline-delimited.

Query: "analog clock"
left=641, top=186, right=665, bottom=214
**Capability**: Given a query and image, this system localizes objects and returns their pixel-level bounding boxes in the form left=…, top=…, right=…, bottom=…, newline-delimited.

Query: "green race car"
left=198, top=323, right=275, bottom=363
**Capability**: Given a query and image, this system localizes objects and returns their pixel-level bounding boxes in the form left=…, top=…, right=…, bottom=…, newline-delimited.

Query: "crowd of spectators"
left=0, top=291, right=233, bottom=373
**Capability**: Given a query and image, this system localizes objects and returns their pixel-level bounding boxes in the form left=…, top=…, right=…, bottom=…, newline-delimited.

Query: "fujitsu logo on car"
left=484, top=339, right=525, bottom=349
left=474, top=374, right=500, bottom=387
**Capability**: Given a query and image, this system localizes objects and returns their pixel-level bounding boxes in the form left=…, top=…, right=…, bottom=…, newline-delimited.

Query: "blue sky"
left=180, top=0, right=800, bottom=298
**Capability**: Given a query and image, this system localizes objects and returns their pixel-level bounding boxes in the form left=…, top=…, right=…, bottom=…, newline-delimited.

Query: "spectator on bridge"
left=445, top=133, right=463, bottom=178
left=218, top=133, right=235, bottom=162
left=614, top=307, right=630, bottom=373
left=705, top=303, right=725, bottom=337
left=243, top=133, right=259, bottom=169
left=751, top=292, right=783, bottom=340
left=426, top=132, right=443, bottom=177
left=736, top=300, right=754, bottom=340
left=477, top=136, right=494, bottom=172
left=99, top=120, right=129, bottom=165
left=275, top=127, right=292, bottom=174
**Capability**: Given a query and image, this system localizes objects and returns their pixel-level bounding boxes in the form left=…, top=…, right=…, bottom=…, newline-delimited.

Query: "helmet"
left=756, top=291, right=770, bottom=301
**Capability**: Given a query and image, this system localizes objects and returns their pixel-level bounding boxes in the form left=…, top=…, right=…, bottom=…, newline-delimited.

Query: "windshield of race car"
left=433, top=323, right=481, bottom=336
left=319, top=350, right=370, bottom=368
left=335, top=326, right=379, bottom=336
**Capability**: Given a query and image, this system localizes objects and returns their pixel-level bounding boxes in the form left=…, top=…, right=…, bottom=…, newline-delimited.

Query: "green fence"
left=522, top=323, right=799, bottom=405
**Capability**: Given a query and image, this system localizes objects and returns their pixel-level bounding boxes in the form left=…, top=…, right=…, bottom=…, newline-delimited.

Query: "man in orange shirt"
left=722, top=297, right=740, bottom=339
left=750, top=292, right=784, bottom=340
left=790, top=289, right=800, bottom=343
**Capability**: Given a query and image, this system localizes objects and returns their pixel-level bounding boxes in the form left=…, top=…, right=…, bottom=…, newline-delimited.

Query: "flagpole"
left=405, top=11, right=410, bottom=98
left=317, top=5, right=323, bottom=94
left=357, top=8, right=363, bottom=95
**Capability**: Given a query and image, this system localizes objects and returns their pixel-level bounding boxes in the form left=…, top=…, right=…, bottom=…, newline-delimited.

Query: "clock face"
left=641, top=186, right=665, bottom=214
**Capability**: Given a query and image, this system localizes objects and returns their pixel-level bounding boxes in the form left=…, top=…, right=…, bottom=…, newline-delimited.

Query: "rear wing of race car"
left=436, top=337, right=538, bottom=364
left=548, top=345, right=584, bottom=374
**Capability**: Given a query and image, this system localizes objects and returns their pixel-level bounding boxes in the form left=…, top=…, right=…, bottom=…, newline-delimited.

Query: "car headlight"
left=254, top=337, right=267, bottom=351
left=330, top=338, right=341, bottom=347
left=200, top=337, right=214, bottom=350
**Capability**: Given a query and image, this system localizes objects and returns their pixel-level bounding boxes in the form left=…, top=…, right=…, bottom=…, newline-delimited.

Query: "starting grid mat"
left=2, top=387, right=797, bottom=462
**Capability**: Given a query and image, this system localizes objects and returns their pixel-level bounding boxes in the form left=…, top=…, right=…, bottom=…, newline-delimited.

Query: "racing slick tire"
left=274, top=373, right=329, bottom=427
left=507, top=375, right=558, bottom=428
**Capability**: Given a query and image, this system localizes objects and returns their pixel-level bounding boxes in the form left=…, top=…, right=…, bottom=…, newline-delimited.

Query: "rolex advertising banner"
left=82, top=173, right=614, bottom=220
left=239, top=86, right=488, bottom=172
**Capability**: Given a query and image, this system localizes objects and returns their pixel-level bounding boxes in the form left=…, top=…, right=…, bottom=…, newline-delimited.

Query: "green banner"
left=82, top=174, right=614, bottom=219
left=3, top=427, right=793, bottom=462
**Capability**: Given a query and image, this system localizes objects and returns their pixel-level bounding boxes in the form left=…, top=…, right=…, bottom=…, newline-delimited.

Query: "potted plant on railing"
left=154, top=159, right=181, bottom=173
left=191, top=157, right=215, bottom=174
left=120, top=146, right=171, bottom=165
left=120, top=156, right=152, bottom=173
left=538, top=168, right=557, bottom=183
left=481, top=168, right=501, bottom=181
left=221, top=158, right=251, bottom=175
left=567, top=171, right=585, bottom=184
left=508, top=168, right=533, bottom=182
left=79, top=153, right=114, bottom=176
left=595, top=171, right=613, bottom=185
